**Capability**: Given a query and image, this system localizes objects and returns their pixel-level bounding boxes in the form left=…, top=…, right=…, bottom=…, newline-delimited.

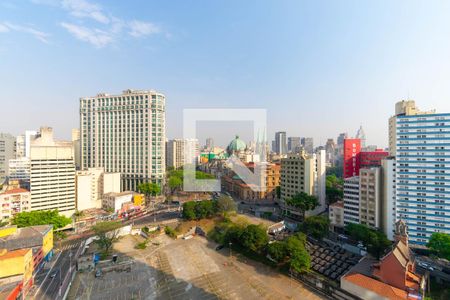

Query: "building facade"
left=360, top=149, right=389, bottom=168
left=76, top=168, right=121, bottom=211
left=280, top=150, right=326, bottom=220
left=343, top=138, right=361, bottom=178
left=329, top=201, right=344, bottom=230
left=287, top=137, right=301, bottom=153
left=395, top=111, right=450, bottom=245
left=301, top=137, right=314, bottom=154
left=166, top=139, right=199, bottom=169
left=30, top=127, right=76, bottom=216
left=80, top=89, right=166, bottom=191
left=359, top=168, right=381, bottom=229
left=8, top=158, right=31, bottom=189
left=343, top=176, right=360, bottom=225
left=274, top=131, right=287, bottom=155
left=0, top=189, right=31, bottom=222
left=381, top=157, right=396, bottom=240
left=0, top=133, right=16, bottom=184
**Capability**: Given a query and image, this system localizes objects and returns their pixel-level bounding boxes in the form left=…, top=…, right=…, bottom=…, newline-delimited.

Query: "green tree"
left=168, top=176, right=182, bottom=194
left=182, top=201, right=196, bottom=220
left=275, top=186, right=281, bottom=199
left=286, top=233, right=310, bottom=273
left=12, top=210, right=72, bottom=230
left=194, top=200, right=215, bottom=219
left=216, top=195, right=237, bottom=214
left=240, top=224, right=269, bottom=253
left=427, top=233, right=450, bottom=260
left=267, top=241, right=288, bottom=262
left=346, top=223, right=391, bottom=259
left=286, top=192, right=319, bottom=220
left=92, top=221, right=122, bottom=258
left=301, top=216, right=330, bottom=239
left=138, top=182, right=161, bottom=197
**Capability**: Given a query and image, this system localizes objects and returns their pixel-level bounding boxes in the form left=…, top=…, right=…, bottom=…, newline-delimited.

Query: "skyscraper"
left=395, top=108, right=450, bottom=245
left=301, top=137, right=314, bottom=154
left=80, top=89, right=166, bottom=191
left=0, top=133, right=16, bottom=183
left=205, top=137, right=214, bottom=150
left=274, top=131, right=287, bottom=155
left=287, top=136, right=301, bottom=153
left=355, top=125, right=366, bottom=149
left=30, top=127, right=75, bottom=216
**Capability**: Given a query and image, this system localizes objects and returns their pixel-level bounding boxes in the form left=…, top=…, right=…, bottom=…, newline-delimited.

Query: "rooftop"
left=0, top=248, right=31, bottom=260
left=1, top=188, right=29, bottom=195
left=343, top=273, right=407, bottom=300
left=0, top=225, right=52, bottom=251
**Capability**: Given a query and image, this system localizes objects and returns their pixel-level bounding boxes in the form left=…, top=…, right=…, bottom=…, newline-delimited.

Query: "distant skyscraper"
left=30, top=127, right=75, bottom=216
left=166, top=139, right=199, bottom=169
left=337, top=133, right=348, bottom=147
left=80, top=89, right=166, bottom=190
left=15, top=130, right=38, bottom=159
left=343, top=138, right=361, bottom=178
left=287, top=137, right=301, bottom=153
left=0, top=133, right=16, bottom=183
left=325, top=138, right=336, bottom=165
left=274, top=132, right=287, bottom=155
left=205, top=137, right=214, bottom=150
left=301, top=137, right=314, bottom=154
left=356, top=126, right=366, bottom=149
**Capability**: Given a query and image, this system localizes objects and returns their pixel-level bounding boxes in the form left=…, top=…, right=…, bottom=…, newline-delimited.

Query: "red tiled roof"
left=343, top=273, right=408, bottom=300
left=0, top=248, right=31, bottom=260
left=2, top=188, right=29, bottom=195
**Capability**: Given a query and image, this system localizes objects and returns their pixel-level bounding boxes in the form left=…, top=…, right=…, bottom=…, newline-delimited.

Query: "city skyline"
left=3, top=1, right=450, bottom=147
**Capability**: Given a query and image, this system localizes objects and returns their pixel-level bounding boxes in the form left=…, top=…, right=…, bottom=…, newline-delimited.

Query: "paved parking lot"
left=68, top=234, right=324, bottom=300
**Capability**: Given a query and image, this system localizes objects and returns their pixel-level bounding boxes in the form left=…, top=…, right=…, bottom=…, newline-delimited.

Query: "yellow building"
left=0, top=248, right=33, bottom=283
left=133, top=193, right=145, bottom=207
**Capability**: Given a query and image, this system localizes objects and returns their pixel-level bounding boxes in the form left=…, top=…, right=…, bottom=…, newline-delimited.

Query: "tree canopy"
left=12, top=210, right=72, bottom=230
left=182, top=200, right=216, bottom=220
left=286, top=233, right=310, bottom=273
left=346, top=223, right=391, bottom=259
left=267, top=241, right=288, bottom=262
left=301, top=216, right=330, bottom=239
left=138, top=182, right=161, bottom=196
left=92, top=221, right=122, bottom=258
left=427, top=233, right=450, bottom=260
left=326, top=175, right=343, bottom=204
left=240, top=224, right=269, bottom=252
left=286, top=192, right=319, bottom=219
left=216, top=196, right=237, bottom=214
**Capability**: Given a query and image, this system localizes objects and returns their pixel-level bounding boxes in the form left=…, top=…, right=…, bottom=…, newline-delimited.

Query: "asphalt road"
left=34, top=247, right=77, bottom=300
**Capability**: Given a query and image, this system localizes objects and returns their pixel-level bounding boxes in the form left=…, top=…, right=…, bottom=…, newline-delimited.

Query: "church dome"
left=227, top=135, right=247, bottom=153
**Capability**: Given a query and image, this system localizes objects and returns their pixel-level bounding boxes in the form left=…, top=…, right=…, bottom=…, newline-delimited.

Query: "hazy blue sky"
left=2, top=0, right=450, bottom=148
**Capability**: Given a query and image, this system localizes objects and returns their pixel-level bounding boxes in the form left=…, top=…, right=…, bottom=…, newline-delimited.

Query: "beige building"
left=0, top=188, right=31, bottom=222
left=280, top=149, right=326, bottom=220
left=329, top=201, right=344, bottom=230
left=166, top=139, right=199, bottom=169
left=30, top=127, right=75, bottom=216
left=72, top=129, right=81, bottom=171
left=80, top=89, right=166, bottom=191
left=388, top=100, right=435, bottom=155
left=359, top=168, right=381, bottom=229
left=76, top=168, right=120, bottom=211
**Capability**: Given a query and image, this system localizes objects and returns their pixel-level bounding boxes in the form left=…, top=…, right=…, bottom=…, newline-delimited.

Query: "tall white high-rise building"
left=0, top=133, right=16, bottom=183
left=15, top=130, right=38, bottom=159
left=72, top=128, right=81, bottom=170
left=80, top=89, right=166, bottom=191
left=395, top=109, right=450, bottom=245
left=30, top=127, right=75, bottom=216
left=381, top=157, right=396, bottom=240
left=166, top=139, right=199, bottom=169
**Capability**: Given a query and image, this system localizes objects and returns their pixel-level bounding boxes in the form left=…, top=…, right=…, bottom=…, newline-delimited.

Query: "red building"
left=343, top=138, right=361, bottom=178
left=360, top=149, right=389, bottom=168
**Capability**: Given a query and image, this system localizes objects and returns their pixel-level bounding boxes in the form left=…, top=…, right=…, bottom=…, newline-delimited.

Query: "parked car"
left=95, top=269, right=102, bottom=278
left=50, top=271, right=58, bottom=278
left=215, top=245, right=224, bottom=251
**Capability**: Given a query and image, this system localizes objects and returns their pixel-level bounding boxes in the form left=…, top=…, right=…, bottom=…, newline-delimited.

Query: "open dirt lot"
left=68, top=234, right=324, bottom=300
